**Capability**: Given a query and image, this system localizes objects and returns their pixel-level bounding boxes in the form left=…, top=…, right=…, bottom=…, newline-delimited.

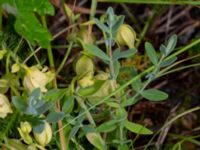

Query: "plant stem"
left=41, top=16, right=67, bottom=150
left=0, top=7, right=2, bottom=31
left=6, top=53, right=10, bottom=75
left=90, top=0, right=97, bottom=20
left=56, top=42, right=73, bottom=75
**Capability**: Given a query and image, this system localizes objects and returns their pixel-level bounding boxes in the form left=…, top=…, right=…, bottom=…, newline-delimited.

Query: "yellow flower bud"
left=94, top=72, right=109, bottom=80
left=116, top=24, right=136, bottom=48
left=23, top=66, right=54, bottom=92
left=18, top=126, right=33, bottom=145
left=20, top=121, right=32, bottom=134
left=0, top=94, right=12, bottom=118
left=75, top=55, right=94, bottom=76
left=11, top=63, right=20, bottom=73
left=87, top=80, right=117, bottom=104
left=78, top=73, right=94, bottom=88
left=33, top=122, right=52, bottom=146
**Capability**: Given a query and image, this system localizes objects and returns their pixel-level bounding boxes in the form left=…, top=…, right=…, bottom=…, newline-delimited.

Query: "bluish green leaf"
left=44, top=88, right=67, bottom=101
left=112, top=15, right=125, bottom=38
left=113, top=60, right=120, bottom=78
left=114, top=48, right=137, bottom=60
left=131, top=68, right=142, bottom=91
left=84, top=44, right=110, bottom=61
left=46, top=112, right=65, bottom=123
left=12, top=96, right=27, bottom=112
left=69, top=125, right=80, bottom=139
left=124, top=120, right=153, bottom=135
left=165, top=34, right=177, bottom=55
left=94, top=18, right=109, bottom=33
left=160, top=57, right=177, bottom=68
left=145, top=42, right=158, bottom=65
left=141, top=89, right=168, bottom=101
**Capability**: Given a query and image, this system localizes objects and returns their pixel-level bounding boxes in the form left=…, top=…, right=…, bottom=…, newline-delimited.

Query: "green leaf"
left=145, top=42, right=158, bottom=65
left=165, top=34, right=177, bottom=55
left=113, top=60, right=120, bottom=78
left=160, top=57, right=177, bottom=68
left=112, top=15, right=124, bottom=38
left=86, top=132, right=106, bottom=150
left=32, top=121, right=45, bottom=133
left=84, top=44, right=110, bottom=61
left=141, top=89, right=168, bottom=101
left=78, top=80, right=105, bottom=96
left=69, top=125, right=80, bottom=139
left=124, top=120, right=153, bottom=135
left=94, top=18, right=109, bottom=33
left=97, top=120, right=118, bottom=133
left=0, top=49, right=7, bottom=60
left=114, top=48, right=137, bottom=60
left=131, top=68, right=142, bottom=92
left=62, top=96, right=74, bottom=113
left=12, top=96, right=27, bottom=112
left=14, top=0, right=54, bottom=16
left=46, top=112, right=65, bottom=123
left=44, top=88, right=67, bottom=101
left=15, top=12, right=52, bottom=48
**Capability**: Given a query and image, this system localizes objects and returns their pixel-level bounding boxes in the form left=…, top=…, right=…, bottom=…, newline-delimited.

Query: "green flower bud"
left=75, top=55, right=94, bottom=76
left=33, top=122, right=52, bottom=146
left=0, top=94, right=13, bottom=118
left=116, top=24, right=136, bottom=48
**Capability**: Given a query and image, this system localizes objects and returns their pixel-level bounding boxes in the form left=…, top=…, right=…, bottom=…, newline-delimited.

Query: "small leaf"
left=84, top=44, right=110, bottom=61
left=94, top=18, right=109, bottom=33
left=0, top=50, right=7, bottom=60
left=114, top=48, right=137, bottom=60
left=86, top=132, right=106, bottom=150
left=141, top=89, right=168, bottom=101
left=160, top=57, right=177, bottom=68
left=145, top=42, right=158, bottom=65
left=12, top=96, right=27, bottom=112
left=131, top=68, right=142, bottom=92
left=46, top=112, right=65, bottom=123
left=32, top=122, right=45, bottom=133
left=112, top=16, right=125, bottom=38
left=113, top=60, right=120, bottom=78
left=97, top=120, right=118, bottom=133
left=78, top=80, right=105, bottom=96
left=124, top=120, right=153, bottom=135
left=44, top=88, right=66, bottom=101
left=62, top=96, right=74, bottom=113
left=165, top=34, right=177, bottom=55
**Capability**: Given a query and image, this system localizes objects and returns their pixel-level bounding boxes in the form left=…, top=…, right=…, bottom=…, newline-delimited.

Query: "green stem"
left=6, top=53, right=10, bottom=75
left=56, top=42, right=73, bottom=75
left=27, top=40, right=42, bottom=68
left=41, top=16, right=55, bottom=68
left=90, top=0, right=97, bottom=20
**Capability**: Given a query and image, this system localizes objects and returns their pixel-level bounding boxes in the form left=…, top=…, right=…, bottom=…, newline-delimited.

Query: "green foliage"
left=1, top=0, right=54, bottom=48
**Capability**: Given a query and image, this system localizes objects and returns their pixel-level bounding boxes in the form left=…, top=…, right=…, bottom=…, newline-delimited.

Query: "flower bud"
left=23, top=66, right=54, bottom=92
left=78, top=73, right=94, bottom=88
left=0, top=94, right=12, bottom=118
left=116, top=24, right=136, bottom=48
left=20, top=121, right=32, bottom=134
left=75, top=55, right=94, bottom=76
left=33, top=122, right=52, bottom=146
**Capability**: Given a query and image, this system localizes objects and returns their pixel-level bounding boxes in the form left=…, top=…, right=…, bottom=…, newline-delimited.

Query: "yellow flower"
left=23, top=66, right=54, bottom=92
left=0, top=94, right=12, bottom=118
left=116, top=24, right=136, bottom=48
left=33, top=122, right=52, bottom=146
